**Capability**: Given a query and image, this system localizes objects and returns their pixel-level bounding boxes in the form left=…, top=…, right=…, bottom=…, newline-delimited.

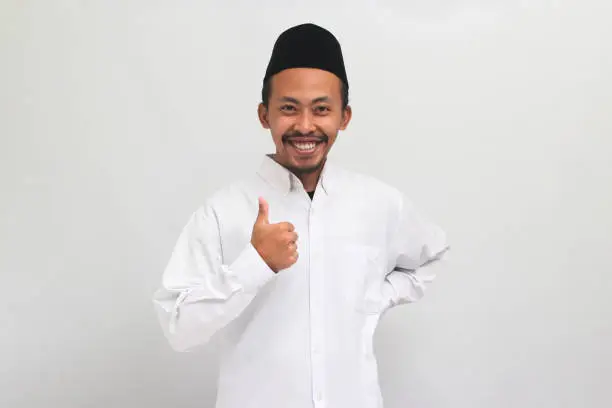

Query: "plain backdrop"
left=1, top=1, right=611, bottom=407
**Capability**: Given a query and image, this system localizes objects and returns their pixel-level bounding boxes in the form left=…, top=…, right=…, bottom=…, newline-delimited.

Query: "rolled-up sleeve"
left=382, top=193, right=450, bottom=307
left=153, top=204, right=275, bottom=352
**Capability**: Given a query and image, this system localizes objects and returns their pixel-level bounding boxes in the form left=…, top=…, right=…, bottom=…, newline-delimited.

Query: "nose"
left=294, top=110, right=316, bottom=134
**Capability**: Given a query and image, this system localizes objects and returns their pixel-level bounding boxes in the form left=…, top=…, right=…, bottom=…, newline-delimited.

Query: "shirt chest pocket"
left=329, top=243, right=389, bottom=315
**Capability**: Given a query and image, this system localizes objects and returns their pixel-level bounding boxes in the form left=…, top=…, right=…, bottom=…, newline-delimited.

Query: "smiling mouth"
left=286, top=140, right=325, bottom=155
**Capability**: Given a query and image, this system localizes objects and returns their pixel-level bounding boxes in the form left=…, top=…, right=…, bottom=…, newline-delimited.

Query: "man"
left=153, top=23, right=449, bottom=408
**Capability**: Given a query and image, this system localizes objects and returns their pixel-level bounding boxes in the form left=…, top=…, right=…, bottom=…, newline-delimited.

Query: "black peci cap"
left=263, top=23, right=348, bottom=89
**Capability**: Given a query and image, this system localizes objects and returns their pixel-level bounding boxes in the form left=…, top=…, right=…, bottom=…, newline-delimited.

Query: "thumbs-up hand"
left=251, top=197, right=299, bottom=273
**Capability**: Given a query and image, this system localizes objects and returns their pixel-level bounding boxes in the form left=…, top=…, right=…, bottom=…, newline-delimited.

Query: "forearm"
left=153, top=241, right=275, bottom=352
left=381, top=259, right=444, bottom=307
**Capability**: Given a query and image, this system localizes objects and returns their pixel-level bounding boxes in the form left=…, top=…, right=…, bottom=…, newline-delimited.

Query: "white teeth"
left=292, top=142, right=316, bottom=151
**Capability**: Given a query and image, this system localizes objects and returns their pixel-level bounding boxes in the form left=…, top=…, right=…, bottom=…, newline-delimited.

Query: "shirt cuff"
left=227, top=242, right=276, bottom=293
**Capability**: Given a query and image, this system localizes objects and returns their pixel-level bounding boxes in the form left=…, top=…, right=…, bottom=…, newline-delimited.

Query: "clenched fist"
left=250, top=197, right=299, bottom=273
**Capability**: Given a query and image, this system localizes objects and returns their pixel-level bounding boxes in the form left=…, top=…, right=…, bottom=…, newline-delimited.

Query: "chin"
left=290, top=156, right=326, bottom=174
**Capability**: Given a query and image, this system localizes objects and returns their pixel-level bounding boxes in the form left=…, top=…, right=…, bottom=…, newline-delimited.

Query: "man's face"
left=258, top=68, right=352, bottom=175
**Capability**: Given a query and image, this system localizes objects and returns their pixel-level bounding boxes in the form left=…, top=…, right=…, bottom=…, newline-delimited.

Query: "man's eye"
left=314, top=106, right=330, bottom=114
left=280, top=105, right=296, bottom=112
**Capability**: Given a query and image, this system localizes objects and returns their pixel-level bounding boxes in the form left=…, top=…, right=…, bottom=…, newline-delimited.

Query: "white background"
left=1, top=1, right=611, bottom=407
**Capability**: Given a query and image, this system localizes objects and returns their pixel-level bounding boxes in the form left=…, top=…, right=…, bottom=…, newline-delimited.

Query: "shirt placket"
left=308, top=201, right=326, bottom=408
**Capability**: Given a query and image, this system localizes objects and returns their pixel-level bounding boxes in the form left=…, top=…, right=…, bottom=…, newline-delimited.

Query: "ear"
left=339, top=105, right=352, bottom=130
left=258, top=103, right=270, bottom=129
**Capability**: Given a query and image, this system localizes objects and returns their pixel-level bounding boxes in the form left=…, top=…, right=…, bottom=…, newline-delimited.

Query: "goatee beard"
left=269, top=153, right=326, bottom=176
left=288, top=159, right=325, bottom=175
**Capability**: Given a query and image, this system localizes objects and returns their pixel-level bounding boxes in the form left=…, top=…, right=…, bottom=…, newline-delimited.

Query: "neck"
left=270, top=154, right=324, bottom=193
left=297, top=169, right=322, bottom=193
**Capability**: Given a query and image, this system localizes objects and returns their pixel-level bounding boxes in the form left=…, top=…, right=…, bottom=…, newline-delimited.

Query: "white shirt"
left=153, top=154, right=449, bottom=408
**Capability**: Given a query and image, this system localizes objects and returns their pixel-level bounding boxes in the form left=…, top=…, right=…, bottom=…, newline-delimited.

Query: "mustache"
left=282, top=131, right=328, bottom=143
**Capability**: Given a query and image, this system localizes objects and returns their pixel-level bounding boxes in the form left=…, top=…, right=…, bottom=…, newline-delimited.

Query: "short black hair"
left=261, top=78, right=349, bottom=110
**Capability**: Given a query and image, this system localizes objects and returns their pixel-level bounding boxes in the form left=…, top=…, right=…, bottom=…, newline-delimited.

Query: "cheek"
left=318, top=118, right=342, bottom=136
left=269, top=118, right=293, bottom=139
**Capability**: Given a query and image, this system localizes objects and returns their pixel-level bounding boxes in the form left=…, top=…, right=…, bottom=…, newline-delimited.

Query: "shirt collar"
left=257, top=154, right=336, bottom=196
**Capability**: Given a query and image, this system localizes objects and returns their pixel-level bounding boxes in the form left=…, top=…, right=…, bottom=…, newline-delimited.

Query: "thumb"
left=255, top=196, right=269, bottom=225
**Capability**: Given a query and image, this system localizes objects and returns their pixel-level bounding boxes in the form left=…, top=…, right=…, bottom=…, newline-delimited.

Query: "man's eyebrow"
left=312, top=96, right=330, bottom=104
left=278, top=96, right=300, bottom=104
left=277, top=96, right=332, bottom=105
